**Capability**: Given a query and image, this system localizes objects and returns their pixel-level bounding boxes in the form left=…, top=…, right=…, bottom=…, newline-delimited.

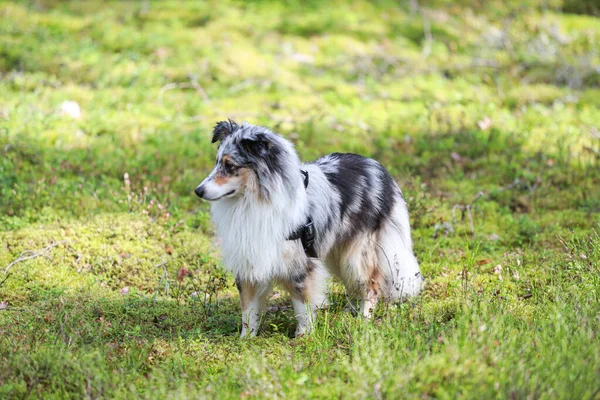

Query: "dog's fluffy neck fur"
left=210, top=139, right=307, bottom=282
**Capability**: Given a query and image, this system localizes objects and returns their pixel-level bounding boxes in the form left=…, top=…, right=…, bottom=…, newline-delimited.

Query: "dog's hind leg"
left=360, top=268, right=384, bottom=318
left=284, top=259, right=328, bottom=337
left=338, top=235, right=385, bottom=318
left=236, top=277, right=271, bottom=338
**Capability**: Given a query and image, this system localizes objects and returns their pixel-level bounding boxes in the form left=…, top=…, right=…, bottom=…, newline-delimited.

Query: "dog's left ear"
left=240, top=134, right=271, bottom=158
left=212, top=119, right=238, bottom=143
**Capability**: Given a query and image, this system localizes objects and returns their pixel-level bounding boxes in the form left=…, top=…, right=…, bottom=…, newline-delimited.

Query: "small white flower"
left=59, top=100, right=82, bottom=119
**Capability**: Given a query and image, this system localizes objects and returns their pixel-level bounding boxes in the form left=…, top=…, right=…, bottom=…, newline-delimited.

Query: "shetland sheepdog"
left=195, top=120, right=424, bottom=337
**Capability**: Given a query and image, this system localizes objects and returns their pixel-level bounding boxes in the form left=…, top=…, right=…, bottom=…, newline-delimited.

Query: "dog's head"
left=195, top=120, right=285, bottom=201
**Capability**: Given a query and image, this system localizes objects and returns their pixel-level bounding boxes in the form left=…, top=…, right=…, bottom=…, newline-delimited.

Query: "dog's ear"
left=212, top=119, right=239, bottom=143
left=240, top=133, right=271, bottom=158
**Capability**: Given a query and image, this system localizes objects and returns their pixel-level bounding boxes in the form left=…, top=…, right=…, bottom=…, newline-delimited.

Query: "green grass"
left=1, top=0, right=599, bottom=398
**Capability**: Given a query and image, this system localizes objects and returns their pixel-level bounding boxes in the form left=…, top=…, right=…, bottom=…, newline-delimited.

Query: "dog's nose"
left=195, top=186, right=205, bottom=198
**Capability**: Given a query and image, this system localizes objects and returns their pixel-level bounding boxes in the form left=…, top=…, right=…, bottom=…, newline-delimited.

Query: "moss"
left=0, top=0, right=599, bottom=397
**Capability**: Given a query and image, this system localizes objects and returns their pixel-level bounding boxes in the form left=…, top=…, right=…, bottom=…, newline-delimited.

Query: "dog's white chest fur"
left=210, top=186, right=306, bottom=282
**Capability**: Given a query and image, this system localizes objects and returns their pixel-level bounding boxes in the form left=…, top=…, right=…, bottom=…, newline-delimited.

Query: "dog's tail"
left=377, top=197, right=424, bottom=300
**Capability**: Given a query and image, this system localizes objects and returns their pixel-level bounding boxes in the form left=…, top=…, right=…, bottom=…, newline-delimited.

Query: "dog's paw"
left=240, top=327, right=258, bottom=339
left=294, top=324, right=312, bottom=338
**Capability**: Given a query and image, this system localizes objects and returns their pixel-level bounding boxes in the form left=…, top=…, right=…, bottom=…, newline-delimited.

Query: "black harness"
left=287, top=170, right=317, bottom=258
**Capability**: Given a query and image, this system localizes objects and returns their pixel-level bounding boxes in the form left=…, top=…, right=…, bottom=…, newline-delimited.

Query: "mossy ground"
left=1, top=1, right=599, bottom=398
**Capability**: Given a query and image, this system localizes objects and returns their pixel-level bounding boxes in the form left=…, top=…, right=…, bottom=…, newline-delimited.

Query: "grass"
left=1, top=0, right=599, bottom=398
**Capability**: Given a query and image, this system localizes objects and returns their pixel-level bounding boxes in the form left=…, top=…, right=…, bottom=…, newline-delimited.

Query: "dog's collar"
left=287, top=169, right=317, bottom=257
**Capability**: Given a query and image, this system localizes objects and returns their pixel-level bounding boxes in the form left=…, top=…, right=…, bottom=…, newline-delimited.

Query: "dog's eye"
left=223, top=160, right=236, bottom=171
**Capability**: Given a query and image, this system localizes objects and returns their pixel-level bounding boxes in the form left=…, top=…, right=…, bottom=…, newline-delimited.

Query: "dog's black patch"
left=240, top=136, right=269, bottom=158
left=324, top=153, right=397, bottom=241
left=368, top=162, right=396, bottom=231
left=324, top=153, right=369, bottom=219
left=236, top=131, right=286, bottom=198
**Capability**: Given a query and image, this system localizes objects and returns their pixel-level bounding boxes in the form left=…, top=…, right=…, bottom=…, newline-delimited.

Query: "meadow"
left=0, top=0, right=599, bottom=398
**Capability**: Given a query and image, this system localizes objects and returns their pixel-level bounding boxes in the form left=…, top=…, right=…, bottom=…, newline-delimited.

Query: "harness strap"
left=287, top=170, right=317, bottom=258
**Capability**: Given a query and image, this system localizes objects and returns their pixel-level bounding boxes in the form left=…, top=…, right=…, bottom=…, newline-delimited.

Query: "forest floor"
left=1, top=1, right=599, bottom=398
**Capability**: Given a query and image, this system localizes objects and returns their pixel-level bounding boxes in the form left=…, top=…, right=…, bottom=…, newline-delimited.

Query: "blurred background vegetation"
left=0, top=0, right=599, bottom=398
left=1, top=0, right=599, bottom=231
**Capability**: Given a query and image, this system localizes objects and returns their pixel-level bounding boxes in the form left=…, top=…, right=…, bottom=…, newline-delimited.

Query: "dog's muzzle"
left=194, top=186, right=205, bottom=198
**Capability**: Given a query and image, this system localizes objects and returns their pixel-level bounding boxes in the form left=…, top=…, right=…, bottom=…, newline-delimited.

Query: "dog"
left=195, top=120, right=424, bottom=337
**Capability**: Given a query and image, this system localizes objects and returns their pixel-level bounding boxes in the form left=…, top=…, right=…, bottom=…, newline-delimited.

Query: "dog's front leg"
left=285, top=261, right=328, bottom=337
left=236, top=277, right=270, bottom=338
left=290, top=292, right=317, bottom=337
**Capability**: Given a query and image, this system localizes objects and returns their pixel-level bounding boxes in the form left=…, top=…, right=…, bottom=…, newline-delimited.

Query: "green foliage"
left=1, top=0, right=599, bottom=398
